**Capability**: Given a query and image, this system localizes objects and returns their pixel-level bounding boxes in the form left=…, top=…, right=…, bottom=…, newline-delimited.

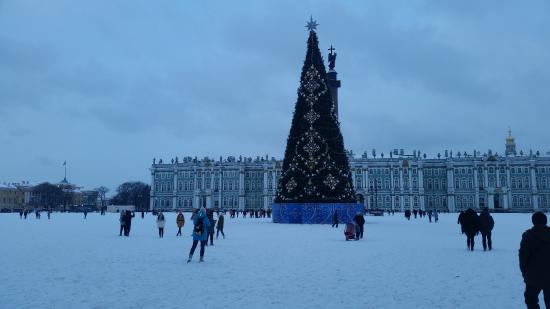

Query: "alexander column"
left=326, top=45, right=341, bottom=120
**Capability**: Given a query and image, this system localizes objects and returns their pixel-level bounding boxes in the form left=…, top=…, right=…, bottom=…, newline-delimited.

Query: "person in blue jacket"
left=187, top=207, right=211, bottom=263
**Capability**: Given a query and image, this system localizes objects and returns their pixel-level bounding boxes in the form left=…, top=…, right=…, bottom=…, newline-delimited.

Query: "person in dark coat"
left=428, top=210, right=433, bottom=223
left=458, top=211, right=465, bottom=234
left=405, top=209, right=411, bottom=220
left=479, top=208, right=495, bottom=251
left=23, top=210, right=28, bottom=219
left=332, top=211, right=339, bottom=228
left=123, top=211, right=135, bottom=236
left=413, top=209, right=418, bottom=218
left=353, top=212, right=365, bottom=240
left=519, top=212, right=550, bottom=309
left=216, top=213, right=225, bottom=239
left=207, top=210, right=216, bottom=246
left=461, top=208, right=479, bottom=251
left=19, top=210, right=23, bottom=219
left=84, top=209, right=87, bottom=219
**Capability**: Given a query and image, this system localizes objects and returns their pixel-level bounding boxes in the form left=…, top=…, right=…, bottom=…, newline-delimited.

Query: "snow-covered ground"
left=0, top=212, right=540, bottom=308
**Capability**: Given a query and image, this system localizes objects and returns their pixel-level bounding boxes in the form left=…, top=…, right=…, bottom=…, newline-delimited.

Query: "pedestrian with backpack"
left=187, top=207, right=210, bottom=263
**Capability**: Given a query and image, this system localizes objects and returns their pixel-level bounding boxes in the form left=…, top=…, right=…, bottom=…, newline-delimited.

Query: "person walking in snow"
left=462, top=208, right=479, bottom=251
left=176, top=211, right=185, bottom=236
left=458, top=211, right=465, bottom=234
left=84, top=209, right=87, bottom=219
left=119, top=210, right=126, bottom=236
left=519, top=212, right=550, bottom=309
left=405, top=209, right=411, bottom=220
left=123, top=210, right=135, bottom=236
left=479, top=208, right=494, bottom=251
left=19, top=210, right=23, bottom=219
left=187, top=207, right=211, bottom=263
left=434, top=209, right=439, bottom=223
left=413, top=209, right=418, bottom=218
left=428, top=210, right=433, bottom=223
left=47, top=209, right=51, bottom=220
left=23, top=210, right=27, bottom=219
left=216, top=213, right=225, bottom=239
left=156, top=211, right=165, bottom=238
left=332, top=211, right=339, bottom=228
left=207, top=209, right=216, bottom=246
left=353, top=212, right=365, bottom=240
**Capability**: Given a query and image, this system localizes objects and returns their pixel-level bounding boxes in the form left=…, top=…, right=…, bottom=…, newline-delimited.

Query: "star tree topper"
left=305, top=15, right=319, bottom=32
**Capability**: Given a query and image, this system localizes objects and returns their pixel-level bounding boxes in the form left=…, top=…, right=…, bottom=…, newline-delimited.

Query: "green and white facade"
left=150, top=135, right=550, bottom=212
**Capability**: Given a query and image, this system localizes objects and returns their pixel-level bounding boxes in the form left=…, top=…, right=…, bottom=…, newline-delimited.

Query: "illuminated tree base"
left=272, top=203, right=364, bottom=224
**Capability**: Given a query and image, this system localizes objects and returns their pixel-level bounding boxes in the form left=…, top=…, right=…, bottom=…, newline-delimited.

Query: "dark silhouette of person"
left=216, top=213, right=225, bottom=239
left=332, top=211, right=339, bottom=228
left=461, top=208, right=479, bottom=251
left=519, top=212, right=550, bottom=309
left=353, top=212, right=365, bottom=240
left=479, top=208, right=495, bottom=251
left=405, top=210, right=411, bottom=221
left=413, top=209, right=418, bottom=218
left=458, top=211, right=465, bottom=234
left=123, top=211, right=135, bottom=236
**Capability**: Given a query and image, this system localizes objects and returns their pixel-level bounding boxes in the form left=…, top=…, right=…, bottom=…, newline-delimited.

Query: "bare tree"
left=95, top=186, right=109, bottom=208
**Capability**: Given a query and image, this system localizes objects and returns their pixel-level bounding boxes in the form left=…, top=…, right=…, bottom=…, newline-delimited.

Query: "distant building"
left=149, top=132, right=550, bottom=212
left=0, top=183, right=24, bottom=211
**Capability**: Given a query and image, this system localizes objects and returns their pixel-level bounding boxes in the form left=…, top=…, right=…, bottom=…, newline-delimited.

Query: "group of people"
left=228, top=208, right=271, bottom=219
left=332, top=211, right=365, bottom=241
left=19, top=209, right=52, bottom=220
left=118, top=210, right=135, bottom=236
left=404, top=209, right=439, bottom=222
left=457, top=208, right=495, bottom=251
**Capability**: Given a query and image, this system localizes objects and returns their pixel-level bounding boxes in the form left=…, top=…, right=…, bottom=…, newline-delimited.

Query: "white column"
left=447, top=166, right=455, bottom=212
left=172, top=170, right=178, bottom=210
left=399, top=168, right=404, bottom=211
left=506, top=165, right=512, bottom=209
left=531, top=162, right=539, bottom=210
left=218, top=169, right=223, bottom=207
left=474, top=166, right=479, bottom=210
left=419, top=167, right=425, bottom=211
left=239, top=169, right=245, bottom=210
left=263, top=169, right=269, bottom=209
left=149, top=171, right=155, bottom=210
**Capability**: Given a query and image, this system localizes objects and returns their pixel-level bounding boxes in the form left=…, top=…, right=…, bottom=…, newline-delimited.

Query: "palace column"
left=149, top=169, right=155, bottom=210
left=399, top=167, right=404, bottom=212
left=418, top=166, right=425, bottom=211
left=447, top=164, right=455, bottom=212
left=390, top=167, right=395, bottom=211
left=172, top=169, right=178, bottom=210
left=474, top=165, right=479, bottom=210
left=408, top=168, right=413, bottom=211
left=263, top=168, right=269, bottom=210
left=531, top=160, right=539, bottom=210
left=506, top=162, right=512, bottom=208
left=193, top=168, right=199, bottom=209
left=486, top=166, right=494, bottom=209
left=238, top=169, right=245, bottom=210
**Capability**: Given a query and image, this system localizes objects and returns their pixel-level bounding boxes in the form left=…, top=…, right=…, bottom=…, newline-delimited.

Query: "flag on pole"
left=63, top=161, right=66, bottom=166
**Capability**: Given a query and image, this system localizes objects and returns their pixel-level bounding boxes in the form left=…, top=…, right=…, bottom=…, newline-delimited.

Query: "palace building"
left=149, top=131, right=550, bottom=213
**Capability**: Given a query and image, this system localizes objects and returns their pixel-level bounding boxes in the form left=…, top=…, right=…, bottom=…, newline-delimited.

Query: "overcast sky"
left=1, top=0, right=550, bottom=193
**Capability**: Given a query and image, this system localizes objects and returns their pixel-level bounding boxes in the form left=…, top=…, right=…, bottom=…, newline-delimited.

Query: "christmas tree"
left=275, top=23, right=356, bottom=204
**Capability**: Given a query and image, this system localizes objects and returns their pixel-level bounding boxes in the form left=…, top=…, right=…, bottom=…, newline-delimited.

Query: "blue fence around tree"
left=272, top=203, right=364, bottom=224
